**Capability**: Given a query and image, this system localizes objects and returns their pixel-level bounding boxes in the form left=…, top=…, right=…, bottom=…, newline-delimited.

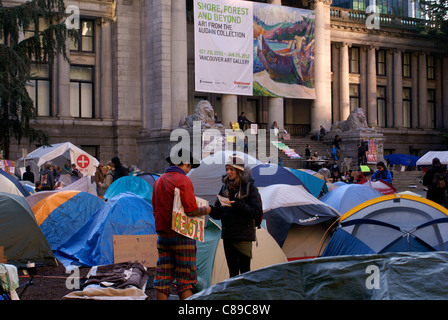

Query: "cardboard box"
left=113, top=235, right=158, bottom=268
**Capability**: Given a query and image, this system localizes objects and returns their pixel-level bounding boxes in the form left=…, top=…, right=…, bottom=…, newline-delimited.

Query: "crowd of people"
left=22, top=156, right=130, bottom=197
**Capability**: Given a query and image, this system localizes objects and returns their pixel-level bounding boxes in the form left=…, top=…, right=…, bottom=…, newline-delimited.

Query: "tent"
left=55, top=192, right=156, bottom=267
left=286, top=167, right=328, bottom=198
left=251, top=164, right=309, bottom=192
left=359, top=179, right=396, bottom=195
left=25, top=176, right=98, bottom=209
left=31, top=191, right=104, bottom=250
left=0, top=193, right=56, bottom=267
left=260, top=184, right=340, bottom=260
left=104, top=176, right=153, bottom=204
left=416, top=151, right=448, bottom=166
left=136, top=173, right=160, bottom=187
left=196, top=218, right=288, bottom=289
left=188, top=151, right=261, bottom=203
left=319, top=184, right=383, bottom=214
left=384, top=153, right=420, bottom=167
left=322, top=194, right=448, bottom=257
left=0, top=169, right=31, bottom=197
left=17, top=142, right=99, bottom=178
left=191, top=251, right=448, bottom=300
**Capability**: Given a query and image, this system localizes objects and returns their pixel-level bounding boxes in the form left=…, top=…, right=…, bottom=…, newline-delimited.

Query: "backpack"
left=433, top=172, right=447, bottom=189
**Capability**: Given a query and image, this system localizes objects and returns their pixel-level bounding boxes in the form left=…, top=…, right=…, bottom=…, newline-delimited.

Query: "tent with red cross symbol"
left=17, top=142, right=100, bottom=178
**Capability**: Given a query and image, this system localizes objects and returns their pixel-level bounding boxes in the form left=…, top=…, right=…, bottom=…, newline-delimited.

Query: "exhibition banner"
left=194, top=0, right=315, bottom=99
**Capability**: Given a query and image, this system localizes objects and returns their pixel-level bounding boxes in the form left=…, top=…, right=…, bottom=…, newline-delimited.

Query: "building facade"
left=6, top=0, right=448, bottom=172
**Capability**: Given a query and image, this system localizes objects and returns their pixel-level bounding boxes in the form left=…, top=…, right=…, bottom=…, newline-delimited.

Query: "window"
left=70, top=65, right=94, bottom=118
left=427, top=89, right=435, bottom=129
left=70, top=20, right=94, bottom=52
left=402, top=88, right=412, bottom=128
left=377, top=86, right=387, bottom=127
left=376, top=50, right=386, bottom=76
left=349, top=47, right=360, bottom=74
left=23, top=17, right=49, bottom=42
left=402, top=52, right=411, bottom=78
left=26, top=64, right=51, bottom=116
left=427, top=55, right=435, bottom=80
left=349, top=84, right=360, bottom=109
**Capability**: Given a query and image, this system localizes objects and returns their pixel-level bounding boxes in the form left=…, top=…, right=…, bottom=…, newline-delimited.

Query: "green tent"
left=0, top=193, right=56, bottom=267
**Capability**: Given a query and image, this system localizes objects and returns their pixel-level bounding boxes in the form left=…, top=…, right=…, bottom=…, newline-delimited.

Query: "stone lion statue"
left=330, top=108, right=369, bottom=132
left=179, top=100, right=223, bottom=128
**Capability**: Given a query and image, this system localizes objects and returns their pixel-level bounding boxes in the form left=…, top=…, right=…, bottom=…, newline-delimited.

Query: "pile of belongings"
left=63, top=262, right=149, bottom=300
left=271, top=141, right=301, bottom=159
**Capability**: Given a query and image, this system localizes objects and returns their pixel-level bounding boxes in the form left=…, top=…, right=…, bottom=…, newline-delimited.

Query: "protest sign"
left=171, top=188, right=207, bottom=242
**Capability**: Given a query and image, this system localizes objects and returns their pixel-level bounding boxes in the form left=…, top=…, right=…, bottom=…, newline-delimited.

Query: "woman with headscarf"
left=210, top=154, right=262, bottom=277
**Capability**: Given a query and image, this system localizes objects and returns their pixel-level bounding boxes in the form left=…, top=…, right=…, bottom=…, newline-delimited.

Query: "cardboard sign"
left=113, top=235, right=158, bottom=267
left=171, top=188, right=207, bottom=242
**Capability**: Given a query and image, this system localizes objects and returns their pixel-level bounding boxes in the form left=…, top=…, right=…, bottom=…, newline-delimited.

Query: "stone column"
left=311, top=0, right=333, bottom=131
left=57, top=38, right=71, bottom=118
left=222, top=95, right=238, bottom=128
left=267, top=0, right=284, bottom=131
left=100, top=19, right=113, bottom=120
left=418, top=51, right=428, bottom=128
left=393, top=49, right=403, bottom=128
left=171, top=0, right=188, bottom=128
left=267, top=97, right=284, bottom=129
left=367, top=45, right=377, bottom=127
left=339, top=42, right=350, bottom=121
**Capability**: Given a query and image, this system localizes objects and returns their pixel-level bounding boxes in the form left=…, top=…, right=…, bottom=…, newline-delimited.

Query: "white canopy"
left=18, top=142, right=99, bottom=177
left=416, top=151, right=448, bottom=166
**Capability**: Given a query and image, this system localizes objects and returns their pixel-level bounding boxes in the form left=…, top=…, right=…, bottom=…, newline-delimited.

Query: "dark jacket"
left=210, top=168, right=261, bottom=242
left=423, top=165, right=447, bottom=205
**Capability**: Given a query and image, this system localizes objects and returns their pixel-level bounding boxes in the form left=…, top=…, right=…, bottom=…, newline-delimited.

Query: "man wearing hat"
left=152, top=149, right=211, bottom=300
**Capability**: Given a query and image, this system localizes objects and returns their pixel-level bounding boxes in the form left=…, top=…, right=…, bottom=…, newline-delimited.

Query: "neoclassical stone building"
left=6, top=0, right=447, bottom=172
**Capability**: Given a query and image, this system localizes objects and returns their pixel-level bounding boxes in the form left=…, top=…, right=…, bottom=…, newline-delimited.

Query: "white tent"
left=188, top=150, right=261, bottom=203
left=17, top=142, right=99, bottom=178
left=416, top=151, right=448, bottom=166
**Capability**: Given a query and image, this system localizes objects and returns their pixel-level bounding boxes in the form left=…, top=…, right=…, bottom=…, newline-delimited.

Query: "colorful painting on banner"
left=194, top=0, right=315, bottom=99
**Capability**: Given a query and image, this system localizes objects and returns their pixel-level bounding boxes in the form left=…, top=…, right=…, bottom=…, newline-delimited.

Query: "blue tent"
left=251, top=164, right=309, bottom=192
left=322, top=194, right=448, bottom=257
left=286, top=167, right=327, bottom=198
left=384, top=154, right=420, bottom=166
left=55, top=192, right=156, bottom=267
left=33, top=191, right=104, bottom=250
left=104, top=175, right=153, bottom=204
left=319, top=184, right=383, bottom=214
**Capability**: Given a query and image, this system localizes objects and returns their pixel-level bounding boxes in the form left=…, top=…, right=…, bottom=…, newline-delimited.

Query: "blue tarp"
left=190, top=251, right=448, bottom=300
left=104, top=176, right=153, bottom=204
left=55, top=192, right=155, bottom=267
left=319, top=184, right=383, bottom=214
left=384, top=154, right=420, bottom=166
left=196, top=219, right=222, bottom=289
left=40, top=192, right=104, bottom=250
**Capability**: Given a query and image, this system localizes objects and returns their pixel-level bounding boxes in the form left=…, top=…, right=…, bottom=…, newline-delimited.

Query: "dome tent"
left=322, top=194, right=448, bottom=257
left=0, top=193, right=56, bottom=267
